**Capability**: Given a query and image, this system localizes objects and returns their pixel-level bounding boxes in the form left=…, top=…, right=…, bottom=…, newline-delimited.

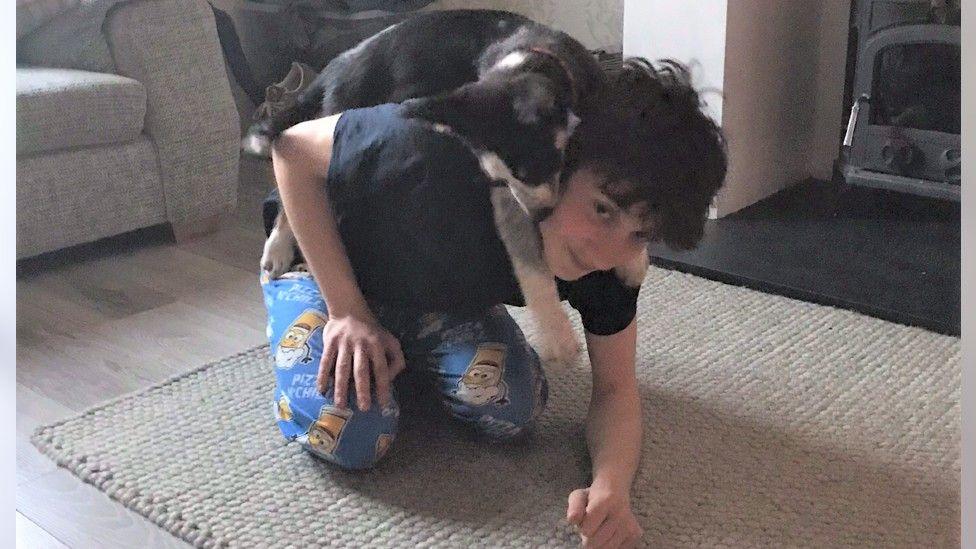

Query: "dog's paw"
left=260, top=233, right=295, bottom=278
left=536, top=314, right=580, bottom=364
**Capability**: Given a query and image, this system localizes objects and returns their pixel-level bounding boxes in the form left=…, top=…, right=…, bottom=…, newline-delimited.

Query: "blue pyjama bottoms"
left=261, top=270, right=549, bottom=469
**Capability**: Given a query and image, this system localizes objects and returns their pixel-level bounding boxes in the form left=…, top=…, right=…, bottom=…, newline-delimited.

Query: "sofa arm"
left=105, top=0, right=240, bottom=225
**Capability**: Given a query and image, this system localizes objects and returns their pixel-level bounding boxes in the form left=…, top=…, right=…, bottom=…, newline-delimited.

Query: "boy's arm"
left=566, top=317, right=644, bottom=547
left=272, top=115, right=374, bottom=322
left=272, top=116, right=406, bottom=410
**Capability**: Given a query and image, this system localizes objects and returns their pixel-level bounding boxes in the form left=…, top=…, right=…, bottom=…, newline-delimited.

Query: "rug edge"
left=27, top=345, right=274, bottom=548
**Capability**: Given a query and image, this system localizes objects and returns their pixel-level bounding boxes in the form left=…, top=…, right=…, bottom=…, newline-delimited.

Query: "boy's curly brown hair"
left=564, top=57, right=728, bottom=250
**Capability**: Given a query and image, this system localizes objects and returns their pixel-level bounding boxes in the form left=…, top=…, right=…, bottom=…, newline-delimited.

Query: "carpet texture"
left=32, top=267, right=961, bottom=547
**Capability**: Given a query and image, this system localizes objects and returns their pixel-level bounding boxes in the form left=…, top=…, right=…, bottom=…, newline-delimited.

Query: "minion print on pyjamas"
left=375, top=433, right=394, bottom=461
left=297, top=405, right=353, bottom=457
left=274, top=309, right=328, bottom=370
left=275, top=394, right=293, bottom=422
left=453, top=343, right=509, bottom=406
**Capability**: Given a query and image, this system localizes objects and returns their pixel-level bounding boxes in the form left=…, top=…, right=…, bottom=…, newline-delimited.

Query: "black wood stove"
left=839, top=0, right=960, bottom=200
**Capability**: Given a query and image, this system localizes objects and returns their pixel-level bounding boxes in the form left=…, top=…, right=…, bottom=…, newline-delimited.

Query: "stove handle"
left=843, top=94, right=871, bottom=147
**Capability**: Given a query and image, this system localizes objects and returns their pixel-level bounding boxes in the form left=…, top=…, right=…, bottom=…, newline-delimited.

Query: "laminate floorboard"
left=16, top=156, right=272, bottom=547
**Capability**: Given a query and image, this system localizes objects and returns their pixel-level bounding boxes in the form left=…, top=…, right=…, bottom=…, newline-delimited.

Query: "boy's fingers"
left=333, top=346, right=351, bottom=408
left=369, top=343, right=392, bottom=408
left=388, top=341, right=407, bottom=377
left=579, top=506, right=608, bottom=539
left=586, top=518, right=617, bottom=548
left=567, top=488, right=589, bottom=525
left=317, top=344, right=338, bottom=394
left=353, top=347, right=371, bottom=412
left=318, top=373, right=332, bottom=397
left=601, top=526, right=627, bottom=549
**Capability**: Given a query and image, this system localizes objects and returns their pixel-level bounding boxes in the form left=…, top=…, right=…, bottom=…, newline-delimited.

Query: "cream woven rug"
left=32, top=267, right=961, bottom=548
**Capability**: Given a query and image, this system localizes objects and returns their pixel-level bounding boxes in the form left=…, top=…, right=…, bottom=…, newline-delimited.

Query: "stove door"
left=849, top=24, right=959, bottom=186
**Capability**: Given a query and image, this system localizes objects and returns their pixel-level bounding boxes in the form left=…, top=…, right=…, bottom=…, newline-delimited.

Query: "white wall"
left=623, top=0, right=851, bottom=217
left=623, top=0, right=727, bottom=125
left=428, top=0, right=624, bottom=51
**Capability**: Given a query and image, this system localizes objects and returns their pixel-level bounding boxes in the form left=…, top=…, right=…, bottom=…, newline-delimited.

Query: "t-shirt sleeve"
left=560, top=271, right=641, bottom=336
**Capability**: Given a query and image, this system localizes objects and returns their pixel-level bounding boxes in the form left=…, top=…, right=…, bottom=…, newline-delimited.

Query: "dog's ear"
left=401, top=90, right=477, bottom=132
left=555, top=110, right=581, bottom=150
left=567, top=111, right=581, bottom=134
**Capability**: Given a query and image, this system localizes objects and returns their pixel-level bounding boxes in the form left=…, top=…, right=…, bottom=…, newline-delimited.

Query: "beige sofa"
left=16, top=0, right=241, bottom=259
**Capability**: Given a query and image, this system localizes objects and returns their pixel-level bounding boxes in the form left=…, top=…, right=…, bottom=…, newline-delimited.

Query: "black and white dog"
left=247, top=10, right=633, bottom=362
left=243, top=10, right=605, bottom=157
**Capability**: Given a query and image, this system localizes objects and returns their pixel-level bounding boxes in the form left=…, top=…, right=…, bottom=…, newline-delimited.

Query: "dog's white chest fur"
left=428, top=121, right=554, bottom=212
left=477, top=152, right=553, bottom=212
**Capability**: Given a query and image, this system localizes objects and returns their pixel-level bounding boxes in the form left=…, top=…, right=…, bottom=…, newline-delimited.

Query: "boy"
left=262, top=58, right=726, bottom=548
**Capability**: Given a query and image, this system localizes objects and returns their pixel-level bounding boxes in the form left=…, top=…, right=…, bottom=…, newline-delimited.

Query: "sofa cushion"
left=16, top=0, right=78, bottom=40
left=17, top=67, right=146, bottom=155
left=16, top=137, right=165, bottom=259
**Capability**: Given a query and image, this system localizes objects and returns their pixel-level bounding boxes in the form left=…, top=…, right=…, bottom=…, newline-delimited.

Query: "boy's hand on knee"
left=317, top=316, right=406, bottom=412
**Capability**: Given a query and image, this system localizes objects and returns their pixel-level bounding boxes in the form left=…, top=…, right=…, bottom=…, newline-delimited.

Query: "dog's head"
left=402, top=72, right=580, bottom=207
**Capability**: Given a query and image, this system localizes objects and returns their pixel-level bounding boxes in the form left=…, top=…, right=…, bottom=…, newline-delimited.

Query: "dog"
left=249, top=10, right=634, bottom=362
left=243, top=10, right=606, bottom=158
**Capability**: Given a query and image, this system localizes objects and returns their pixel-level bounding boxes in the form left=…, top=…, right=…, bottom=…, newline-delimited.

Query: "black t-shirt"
left=263, top=103, right=640, bottom=335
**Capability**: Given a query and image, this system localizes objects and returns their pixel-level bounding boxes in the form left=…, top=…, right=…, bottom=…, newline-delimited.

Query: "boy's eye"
left=594, top=201, right=614, bottom=218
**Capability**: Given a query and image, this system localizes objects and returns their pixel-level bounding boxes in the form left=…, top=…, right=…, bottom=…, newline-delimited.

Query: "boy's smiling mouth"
left=568, top=247, right=593, bottom=273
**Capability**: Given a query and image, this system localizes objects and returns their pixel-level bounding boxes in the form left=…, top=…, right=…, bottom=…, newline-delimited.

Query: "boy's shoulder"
left=332, top=102, right=483, bottom=188
left=335, top=102, right=469, bottom=157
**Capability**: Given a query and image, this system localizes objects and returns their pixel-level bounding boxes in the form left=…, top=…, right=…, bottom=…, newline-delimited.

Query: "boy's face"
left=538, top=167, right=651, bottom=281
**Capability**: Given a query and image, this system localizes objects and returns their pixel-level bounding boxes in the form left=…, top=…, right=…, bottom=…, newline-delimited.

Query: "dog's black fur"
left=253, top=8, right=605, bottom=279
left=243, top=9, right=606, bottom=155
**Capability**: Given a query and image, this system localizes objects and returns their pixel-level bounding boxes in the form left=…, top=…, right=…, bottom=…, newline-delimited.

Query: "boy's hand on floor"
left=566, top=485, right=643, bottom=549
left=317, top=315, right=406, bottom=412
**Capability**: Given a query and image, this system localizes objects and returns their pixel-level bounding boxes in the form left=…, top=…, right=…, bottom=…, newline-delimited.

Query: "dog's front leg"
left=513, top=259, right=581, bottom=363
left=490, top=188, right=580, bottom=363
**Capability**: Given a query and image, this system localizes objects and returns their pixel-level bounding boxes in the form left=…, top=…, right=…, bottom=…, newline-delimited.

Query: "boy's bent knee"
left=302, top=432, right=395, bottom=470
left=282, top=396, right=401, bottom=470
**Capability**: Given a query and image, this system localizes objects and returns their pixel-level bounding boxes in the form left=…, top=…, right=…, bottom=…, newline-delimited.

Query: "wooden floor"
left=16, top=156, right=275, bottom=548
